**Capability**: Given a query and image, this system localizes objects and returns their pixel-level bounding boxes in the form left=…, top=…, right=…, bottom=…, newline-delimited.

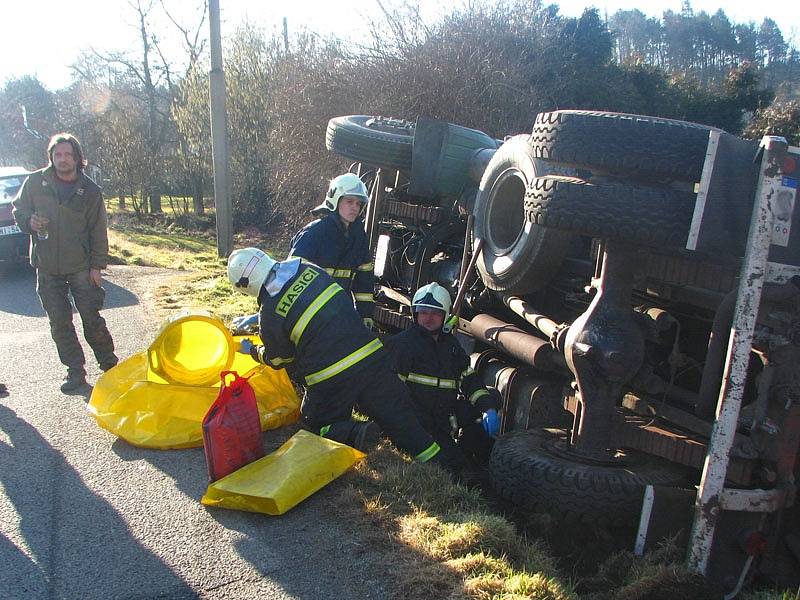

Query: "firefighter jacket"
left=249, top=260, right=383, bottom=387
left=387, top=324, right=499, bottom=421
left=289, top=212, right=374, bottom=319
left=12, top=166, right=109, bottom=275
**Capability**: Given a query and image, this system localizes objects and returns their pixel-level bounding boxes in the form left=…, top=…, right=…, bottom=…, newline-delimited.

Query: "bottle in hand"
left=35, top=212, right=49, bottom=240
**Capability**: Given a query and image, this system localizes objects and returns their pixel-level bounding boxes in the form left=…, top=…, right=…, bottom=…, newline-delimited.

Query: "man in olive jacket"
left=13, top=133, right=117, bottom=392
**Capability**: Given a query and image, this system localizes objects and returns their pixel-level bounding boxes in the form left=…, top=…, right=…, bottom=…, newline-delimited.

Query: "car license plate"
left=0, top=224, right=21, bottom=236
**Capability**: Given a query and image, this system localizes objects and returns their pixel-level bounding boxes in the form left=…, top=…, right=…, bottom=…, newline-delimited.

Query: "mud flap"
left=635, top=485, right=762, bottom=592
left=634, top=484, right=695, bottom=555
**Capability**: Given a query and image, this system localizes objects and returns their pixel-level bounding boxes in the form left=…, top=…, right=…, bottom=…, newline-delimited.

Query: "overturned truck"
left=325, top=112, right=800, bottom=591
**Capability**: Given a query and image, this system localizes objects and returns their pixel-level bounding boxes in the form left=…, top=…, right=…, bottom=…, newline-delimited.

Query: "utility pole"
left=209, top=0, right=233, bottom=257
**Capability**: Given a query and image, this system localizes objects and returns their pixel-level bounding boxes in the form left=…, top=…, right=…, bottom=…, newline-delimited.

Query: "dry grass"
left=339, top=444, right=575, bottom=600
left=568, top=538, right=733, bottom=599
left=107, top=218, right=286, bottom=322
left=741, top=589, right=800, bottom=600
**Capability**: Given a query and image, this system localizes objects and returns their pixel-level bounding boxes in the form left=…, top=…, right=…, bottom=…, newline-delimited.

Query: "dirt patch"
left=108, top=265, right=181, bottom=332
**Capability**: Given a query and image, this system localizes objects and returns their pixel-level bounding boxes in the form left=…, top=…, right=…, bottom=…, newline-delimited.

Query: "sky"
left=0, top=0, right=797, bottom=91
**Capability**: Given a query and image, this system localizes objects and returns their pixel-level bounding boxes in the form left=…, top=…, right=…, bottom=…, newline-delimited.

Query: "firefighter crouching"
left=227, top=247, right=457, bottom=471
left=289, top=173, right=375, bottom=328
left=387, top=283, right=500, bottom=469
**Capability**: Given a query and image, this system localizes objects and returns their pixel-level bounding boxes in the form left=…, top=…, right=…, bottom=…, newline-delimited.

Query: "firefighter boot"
left=314, top=419, right=381, bottom=452
left=427, top=444, right=464, bottom=480
left=350, top=421, right=382, bottom=452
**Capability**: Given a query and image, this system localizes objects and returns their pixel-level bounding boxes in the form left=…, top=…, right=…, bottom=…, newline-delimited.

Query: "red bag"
left=202, top=371, right=265, bottom=481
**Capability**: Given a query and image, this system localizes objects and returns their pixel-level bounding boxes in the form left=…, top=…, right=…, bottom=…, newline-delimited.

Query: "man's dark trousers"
left=37, top=270, right=116, bottom=376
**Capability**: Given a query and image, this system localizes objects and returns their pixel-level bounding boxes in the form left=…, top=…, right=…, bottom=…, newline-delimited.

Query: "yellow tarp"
left=201, top=430, right=365, bottom=515
left=88, top=310, right=300, bottom=449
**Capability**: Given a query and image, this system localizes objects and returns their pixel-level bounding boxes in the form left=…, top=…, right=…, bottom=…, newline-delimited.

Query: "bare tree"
left=75, top=0, right=207, bottom=215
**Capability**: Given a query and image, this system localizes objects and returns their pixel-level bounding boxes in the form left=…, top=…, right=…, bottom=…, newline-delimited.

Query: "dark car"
left=0, top=167, right=31, bottom=265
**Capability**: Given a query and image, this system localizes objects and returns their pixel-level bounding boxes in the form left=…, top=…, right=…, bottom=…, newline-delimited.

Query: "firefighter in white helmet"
left=227, top=247, right=456, bottom=467
left=387, top=282, right=500, bottom=468
left=289, top=172, right=375, bottom=328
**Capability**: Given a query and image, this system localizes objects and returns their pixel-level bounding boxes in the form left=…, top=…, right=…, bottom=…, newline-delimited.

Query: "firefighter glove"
left=482, top=409, right=500, bottom=438
left=231, top=312, right=259, bottom=335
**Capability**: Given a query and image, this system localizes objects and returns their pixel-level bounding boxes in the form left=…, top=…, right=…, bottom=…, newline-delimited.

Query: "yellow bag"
left=88, top=310, right=300, bottom=449
left=200, top=430, right=365, bottom=515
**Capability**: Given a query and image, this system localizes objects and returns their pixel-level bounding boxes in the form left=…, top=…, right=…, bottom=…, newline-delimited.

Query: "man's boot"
left=61, top=368, right=88, bottom=393
left=307, top=419, right=381, bottom=451
left=99, top=359, right=118, bottom=372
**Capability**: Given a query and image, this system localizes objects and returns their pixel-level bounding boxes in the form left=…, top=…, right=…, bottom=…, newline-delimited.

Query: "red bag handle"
left=220, top=370, right=253, bottom=390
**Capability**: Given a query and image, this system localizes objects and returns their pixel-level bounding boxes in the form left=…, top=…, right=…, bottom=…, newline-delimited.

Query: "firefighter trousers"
left=415, top=401, right=493, bottom=469
left=300, top=359, right=441, bottom=462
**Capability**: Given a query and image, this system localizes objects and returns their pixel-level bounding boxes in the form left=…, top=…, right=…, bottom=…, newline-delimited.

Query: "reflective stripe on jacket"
left=289, top=212, right=374, bottom=319
left=253, top=261, right=382, bottom=385
left=386, top=324, right=498, bottom=418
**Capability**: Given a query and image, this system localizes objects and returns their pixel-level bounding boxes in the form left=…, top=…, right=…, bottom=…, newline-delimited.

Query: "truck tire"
left=531, top=110, right=719, bottom=183
left=326, top=115, right=415, bottom=171
left=525, top=176, right=696, bottom=248
left=474, top=136, right=571, bottom=294
left=489, top=430, right=688, bottom=528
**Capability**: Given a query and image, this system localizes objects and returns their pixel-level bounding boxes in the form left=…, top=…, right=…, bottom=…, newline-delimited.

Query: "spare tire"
left=531, top=110, right=719, bottom=183
left=326, top=115, right=415, bottom=171
left=525, top=176, right=696, bottom=248
left=474, top=135, right=571, bottom=295
left=489, top=430, right=689, bottom=527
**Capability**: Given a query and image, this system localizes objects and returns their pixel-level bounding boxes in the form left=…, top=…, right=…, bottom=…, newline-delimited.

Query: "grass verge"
left=107, top=218, right=276, bottom=322
left=343, top=446, right=575, bottom=600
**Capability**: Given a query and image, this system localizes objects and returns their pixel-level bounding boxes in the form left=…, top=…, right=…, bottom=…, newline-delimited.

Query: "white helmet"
left=412, top=282, right=452, bottom=320
left=313, top=172, right=369, bottom=213
left=227, top=247, right=277, bottom=297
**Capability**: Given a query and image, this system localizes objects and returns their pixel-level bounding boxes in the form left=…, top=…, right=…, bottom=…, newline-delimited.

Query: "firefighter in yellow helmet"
left=387, top=282, right=500, bottom=468
left=227, top=248, right=460, bottom=471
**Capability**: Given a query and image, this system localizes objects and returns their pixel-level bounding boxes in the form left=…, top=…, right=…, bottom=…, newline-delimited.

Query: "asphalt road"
left=0, top=264, right=390, bottom=600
